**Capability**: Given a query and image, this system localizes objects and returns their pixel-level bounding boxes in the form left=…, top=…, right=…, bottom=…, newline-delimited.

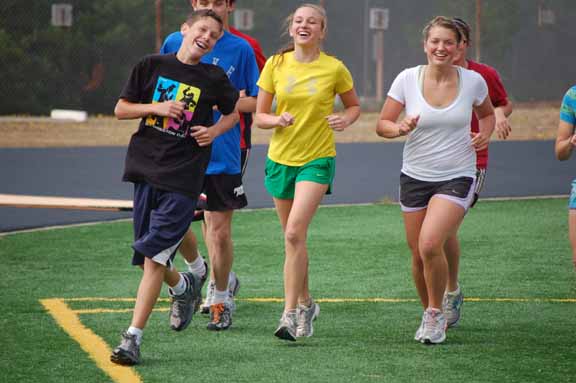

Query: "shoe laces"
left=424, top=310, right=440, bottom=331
left=211, top=303, right=225, bottom=323
left=120, top=332, right=138, bottom=350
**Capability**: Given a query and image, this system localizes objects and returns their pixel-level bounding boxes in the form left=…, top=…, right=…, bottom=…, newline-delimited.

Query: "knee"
left=284, top=226, right=306, bottom=249
left=210, top=227, right=231, bottom=246
left=419, top=237, right=442, bottom=260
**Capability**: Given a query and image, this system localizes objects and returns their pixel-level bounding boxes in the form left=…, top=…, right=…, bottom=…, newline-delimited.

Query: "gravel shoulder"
left=0, top=102, right=560, bottom=148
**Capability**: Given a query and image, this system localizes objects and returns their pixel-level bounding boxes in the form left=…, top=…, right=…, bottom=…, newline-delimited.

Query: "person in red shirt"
left=227, top=0, right=266, bottom=173
left=442, top=17, right=513, bottom=329
left=228, top=0, right=266, bottom=71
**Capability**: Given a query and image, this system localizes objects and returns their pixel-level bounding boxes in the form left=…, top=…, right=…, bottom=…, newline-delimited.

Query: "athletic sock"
left=213, top=288, right=228, bottom=305
left=447, top=285, right=461, bottom=296
left=127, top=326, right=143, bottom=345
left=169, top=274, right=187, bottom=296
left=298, top=298, right=312, bottom=308
left=185, top=254, right=206, bottom=279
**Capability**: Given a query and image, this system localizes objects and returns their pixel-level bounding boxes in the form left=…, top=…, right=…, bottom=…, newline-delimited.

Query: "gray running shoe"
left=200, top=280, right=215, bottom=314
left=421, top=308, right=447, bottom=345
left=207, top=301, right=232, bottom=331
left=296, top=300, right=320, bottom=338
left=110, top=331, right=141, bottom=366
left=443, top=287, right=464, bottom=328
left=414, top=311, right=426, bottom=342
left=169, top=272, right=201, bottom=331
left=274, top=310, right=298, bottom=342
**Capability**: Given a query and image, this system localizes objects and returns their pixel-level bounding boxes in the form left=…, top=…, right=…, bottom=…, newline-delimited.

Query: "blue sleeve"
left=560, top=87, right=576, bottom=125
left=160, top=32, right=183, bottom=54
left=242, top=46, right=260, bottom=98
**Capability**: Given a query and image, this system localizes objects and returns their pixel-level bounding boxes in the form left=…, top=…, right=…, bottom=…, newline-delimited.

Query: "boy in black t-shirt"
left=110, top=10, right=239, bottom=366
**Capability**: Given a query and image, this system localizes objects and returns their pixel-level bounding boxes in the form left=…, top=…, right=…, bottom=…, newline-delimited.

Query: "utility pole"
left=475, top=0, right=481, bottom=62
left=155, top=0, right=163, bottom=52
left=319, top=0, right=325, bottom=9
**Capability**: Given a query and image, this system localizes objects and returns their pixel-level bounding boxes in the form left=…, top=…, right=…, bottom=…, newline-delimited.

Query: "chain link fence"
left=1, top=0, right=574, bottom=115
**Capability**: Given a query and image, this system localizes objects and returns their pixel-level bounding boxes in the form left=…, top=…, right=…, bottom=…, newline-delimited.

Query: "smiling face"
left=289, top=6, right=326, bottom=47
left=424, top=26, right=459, bottom=67
left=180, top=16, right=222, bottom=63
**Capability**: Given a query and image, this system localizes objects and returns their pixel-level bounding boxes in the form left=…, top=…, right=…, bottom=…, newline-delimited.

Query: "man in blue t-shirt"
left=160, top=0, right=259, bottom=331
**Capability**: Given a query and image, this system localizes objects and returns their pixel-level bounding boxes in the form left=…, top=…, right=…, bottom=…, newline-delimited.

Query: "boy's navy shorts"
left=131, top=182, right=197, bottom=268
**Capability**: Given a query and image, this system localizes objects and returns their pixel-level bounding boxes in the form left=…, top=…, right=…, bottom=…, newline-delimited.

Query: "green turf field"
left=1, top=199, right=575, bottom=382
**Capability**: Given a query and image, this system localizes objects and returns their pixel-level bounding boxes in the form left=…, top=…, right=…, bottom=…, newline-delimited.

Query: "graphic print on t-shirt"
left=145, top=76, right=201, bottom=138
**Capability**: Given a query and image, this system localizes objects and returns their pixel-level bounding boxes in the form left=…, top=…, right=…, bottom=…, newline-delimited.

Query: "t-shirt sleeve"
left=335, top=61, right=354, bottom=94
left=119, top=57, right=148, bottom=103
left=256, top=56, right=276, bottom=94
left=242, top=46, right=260, bottom=98
left=215, top=68, right=240, bottom=116
left=387, top=69, right=407, bottom=104
left=472, top=73, right=489, bottom=106
left=485, top=68, right=508, bottom=108
left=160, top=32, right=182, bottom=54
left=560, top=87, right=576, bottom=125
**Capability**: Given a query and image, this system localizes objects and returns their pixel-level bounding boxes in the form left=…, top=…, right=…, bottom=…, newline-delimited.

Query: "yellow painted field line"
left=66, top=297, right=576, bottom=315
left=63, top=296, right=576, bottom=303
left=40, top=298, right=142, bottom=383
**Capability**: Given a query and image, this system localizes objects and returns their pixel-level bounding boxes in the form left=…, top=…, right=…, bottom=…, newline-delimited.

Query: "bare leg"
left=444, top=234, right=460, bottom=292
left=131, top=258, right=169, bottom=329
left=179, top=229, right=201, bottom=263
left=204, top=210, right=234, bottom=292
left=276, top=181, right=328, bottom=312
left=418, top=197, right=466, bottom=310
left=569, top=210, right=576, bottom=268
left=402, top=209, right=428, bottom=309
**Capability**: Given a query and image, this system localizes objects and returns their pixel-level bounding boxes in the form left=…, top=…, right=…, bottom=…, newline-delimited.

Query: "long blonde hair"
left=272, top=3, right=327, bottom=67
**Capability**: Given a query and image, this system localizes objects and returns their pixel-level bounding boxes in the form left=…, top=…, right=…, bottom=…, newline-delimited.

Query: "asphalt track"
left=0, top=141, right=573, bottom=232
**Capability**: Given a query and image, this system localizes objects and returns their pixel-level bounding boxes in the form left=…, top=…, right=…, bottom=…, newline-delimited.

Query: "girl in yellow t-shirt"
left=255, top=3, right=360, bottom=341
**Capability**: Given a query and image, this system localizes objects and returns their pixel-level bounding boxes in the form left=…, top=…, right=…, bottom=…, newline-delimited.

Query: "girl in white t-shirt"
left=376, top=16, right=495, bottom=345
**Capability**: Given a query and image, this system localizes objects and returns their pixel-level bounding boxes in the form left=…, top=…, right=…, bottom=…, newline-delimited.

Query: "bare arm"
left=114, top=99, right=185, bottom=121
left=325, top=88, right=361, bottom=131
left=233, top=89, right=257, bottom=114
left=190, top=106, right=239, bottom=147
left=254, top=88, right=294, bottom=129
left=555, top=120, right=576, bottom=161
left=494, top=100, right=513, bottom=139
left=376, top=97, right=419, bottom=138
left=471, top=96, right=495, bottom=151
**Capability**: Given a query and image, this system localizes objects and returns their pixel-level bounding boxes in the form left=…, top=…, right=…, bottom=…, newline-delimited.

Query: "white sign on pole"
left=234, top=9, right=254, bottom=31
left=369, top=8, right=389, bottom=30
left=51, top=4, right=73, bottom=27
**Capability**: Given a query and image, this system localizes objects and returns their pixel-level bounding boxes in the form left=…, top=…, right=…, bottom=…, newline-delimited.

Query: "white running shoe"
left=200, top=280, right=215, bottom=315
left=414, top=311, right=426, bottom=342
left=443, top=287, right=463, bottom=328
left=421, top=308, right=447, bottom=345
left=296, top=300, right=320, bottom=338
left=274, top=310, right=298, bottom=341
left=226, top=271, right=240, bottom=313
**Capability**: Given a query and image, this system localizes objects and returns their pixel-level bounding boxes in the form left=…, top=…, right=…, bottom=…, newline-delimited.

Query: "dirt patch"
left=0, top=102, right=560, bottom=148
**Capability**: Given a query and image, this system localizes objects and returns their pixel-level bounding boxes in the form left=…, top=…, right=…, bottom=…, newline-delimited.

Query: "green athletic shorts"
left=264, top=157, right=336, bottom=199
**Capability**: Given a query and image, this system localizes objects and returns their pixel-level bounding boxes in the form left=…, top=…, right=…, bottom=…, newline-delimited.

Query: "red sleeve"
left=485, top=68, right=508, bottom=108
left=229, top=27, right=266, bottom=72
left=470, top=61, right=508, bottom=108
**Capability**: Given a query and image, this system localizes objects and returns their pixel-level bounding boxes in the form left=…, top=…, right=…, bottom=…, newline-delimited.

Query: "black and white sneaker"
left=110, top=331, right=141, bottom=366
left=169, top=272, right=201, bottom=331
